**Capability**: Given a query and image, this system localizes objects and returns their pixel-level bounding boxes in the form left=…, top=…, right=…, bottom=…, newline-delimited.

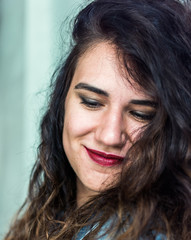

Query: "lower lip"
left=85, top=147, right=123, bottom=167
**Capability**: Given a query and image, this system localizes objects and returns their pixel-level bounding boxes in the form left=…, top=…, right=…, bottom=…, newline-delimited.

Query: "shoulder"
left=74, top=220, right=167, bottom=240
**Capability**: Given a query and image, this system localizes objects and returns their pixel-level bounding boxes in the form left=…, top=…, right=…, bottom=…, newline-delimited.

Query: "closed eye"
left=130, top=111, right=155, bottom=121
left=79, top=95, right=104, bottom=109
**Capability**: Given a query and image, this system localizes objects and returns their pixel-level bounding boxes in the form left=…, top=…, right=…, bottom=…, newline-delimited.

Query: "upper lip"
left=85, top=147, right=124, bottom=160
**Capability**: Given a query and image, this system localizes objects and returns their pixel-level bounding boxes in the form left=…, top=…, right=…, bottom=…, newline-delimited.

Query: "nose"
left=95, top=109, right=127, bottom=148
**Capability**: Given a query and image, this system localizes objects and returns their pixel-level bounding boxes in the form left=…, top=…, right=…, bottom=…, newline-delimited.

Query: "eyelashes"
left=79, top=95, right=156, bottom=121
left=129, top=111, right=155, bottom=121
left=79, top=95, right=103, bottom=109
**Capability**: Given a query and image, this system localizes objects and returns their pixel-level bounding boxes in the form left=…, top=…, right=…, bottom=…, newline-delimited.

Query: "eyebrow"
left=74, top=82, right=109, bottom=97
left=130, top=99, right=157, bottom=108
left=74, top=82, right=157, bottom=107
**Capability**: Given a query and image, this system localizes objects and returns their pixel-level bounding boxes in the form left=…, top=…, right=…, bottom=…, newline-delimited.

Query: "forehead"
left=71, top=42, right=148, bottom=99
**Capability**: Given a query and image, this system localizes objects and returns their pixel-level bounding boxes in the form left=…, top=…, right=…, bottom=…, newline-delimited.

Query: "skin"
left=63, top=42, right=156, bottom=207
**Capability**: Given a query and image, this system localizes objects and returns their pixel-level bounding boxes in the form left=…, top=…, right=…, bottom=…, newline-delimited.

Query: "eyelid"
left=127, top=103, right=157, bottom=111
left=78, top=93, right=101, bottom=102
left=77, top=92, right=105, bottom=102
left=129, top=110, right=156, bottom=121
left=78, top=94, right=104, bottom=109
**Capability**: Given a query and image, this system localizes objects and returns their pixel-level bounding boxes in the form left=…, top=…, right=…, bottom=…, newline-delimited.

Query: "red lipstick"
left=85, top=147, right=124, bottom=166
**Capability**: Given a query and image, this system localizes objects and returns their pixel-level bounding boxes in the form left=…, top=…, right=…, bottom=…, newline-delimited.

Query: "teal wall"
left=0, top=0, right=84, bottom=237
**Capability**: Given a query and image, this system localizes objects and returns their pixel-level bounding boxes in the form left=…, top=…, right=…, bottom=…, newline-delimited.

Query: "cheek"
left=63, top=105, right=96, bottom=142
left=63, top=115, right=82, bottom=141
left=126, top=120, right=145, bottom=142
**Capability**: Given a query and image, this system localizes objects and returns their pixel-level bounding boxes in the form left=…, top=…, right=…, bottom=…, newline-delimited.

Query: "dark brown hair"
left=4, top=0, right=191, bottom=239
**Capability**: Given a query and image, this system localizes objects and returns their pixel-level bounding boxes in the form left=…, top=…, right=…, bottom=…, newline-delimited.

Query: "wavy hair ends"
left=4, top=0, right=191, bottom=240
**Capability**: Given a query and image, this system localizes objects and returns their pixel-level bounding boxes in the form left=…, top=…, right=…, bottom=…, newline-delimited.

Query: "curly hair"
left=4, top=0, right=191, bottom=239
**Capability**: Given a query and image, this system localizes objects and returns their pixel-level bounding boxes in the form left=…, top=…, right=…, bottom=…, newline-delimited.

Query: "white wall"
left=0, top=0, right=84, bottom=237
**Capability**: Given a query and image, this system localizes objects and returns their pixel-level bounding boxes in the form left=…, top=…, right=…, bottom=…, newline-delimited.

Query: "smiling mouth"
left=85, top=147, right=124, bottom=167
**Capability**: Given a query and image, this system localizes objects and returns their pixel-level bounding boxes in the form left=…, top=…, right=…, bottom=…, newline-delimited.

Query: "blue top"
left=74, top=220, right=166, bottom=240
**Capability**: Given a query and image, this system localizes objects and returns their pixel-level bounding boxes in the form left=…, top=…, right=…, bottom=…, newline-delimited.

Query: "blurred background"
left=0, top=0, right=84, bottom=237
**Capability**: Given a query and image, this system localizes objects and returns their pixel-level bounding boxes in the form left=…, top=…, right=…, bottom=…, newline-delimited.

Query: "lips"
left=85, top=147, right=124, bottom=166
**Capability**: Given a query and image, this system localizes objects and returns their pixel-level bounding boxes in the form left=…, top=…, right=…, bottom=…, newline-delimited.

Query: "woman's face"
left=63, top=42, right=156, bottom=205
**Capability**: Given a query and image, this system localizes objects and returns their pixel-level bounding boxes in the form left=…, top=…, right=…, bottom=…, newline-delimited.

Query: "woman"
left=4, top=0, right=191, bottom=239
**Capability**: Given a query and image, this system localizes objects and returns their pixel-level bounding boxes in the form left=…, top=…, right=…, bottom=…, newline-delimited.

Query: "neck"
left=76, top=179, right=98, bottom=208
